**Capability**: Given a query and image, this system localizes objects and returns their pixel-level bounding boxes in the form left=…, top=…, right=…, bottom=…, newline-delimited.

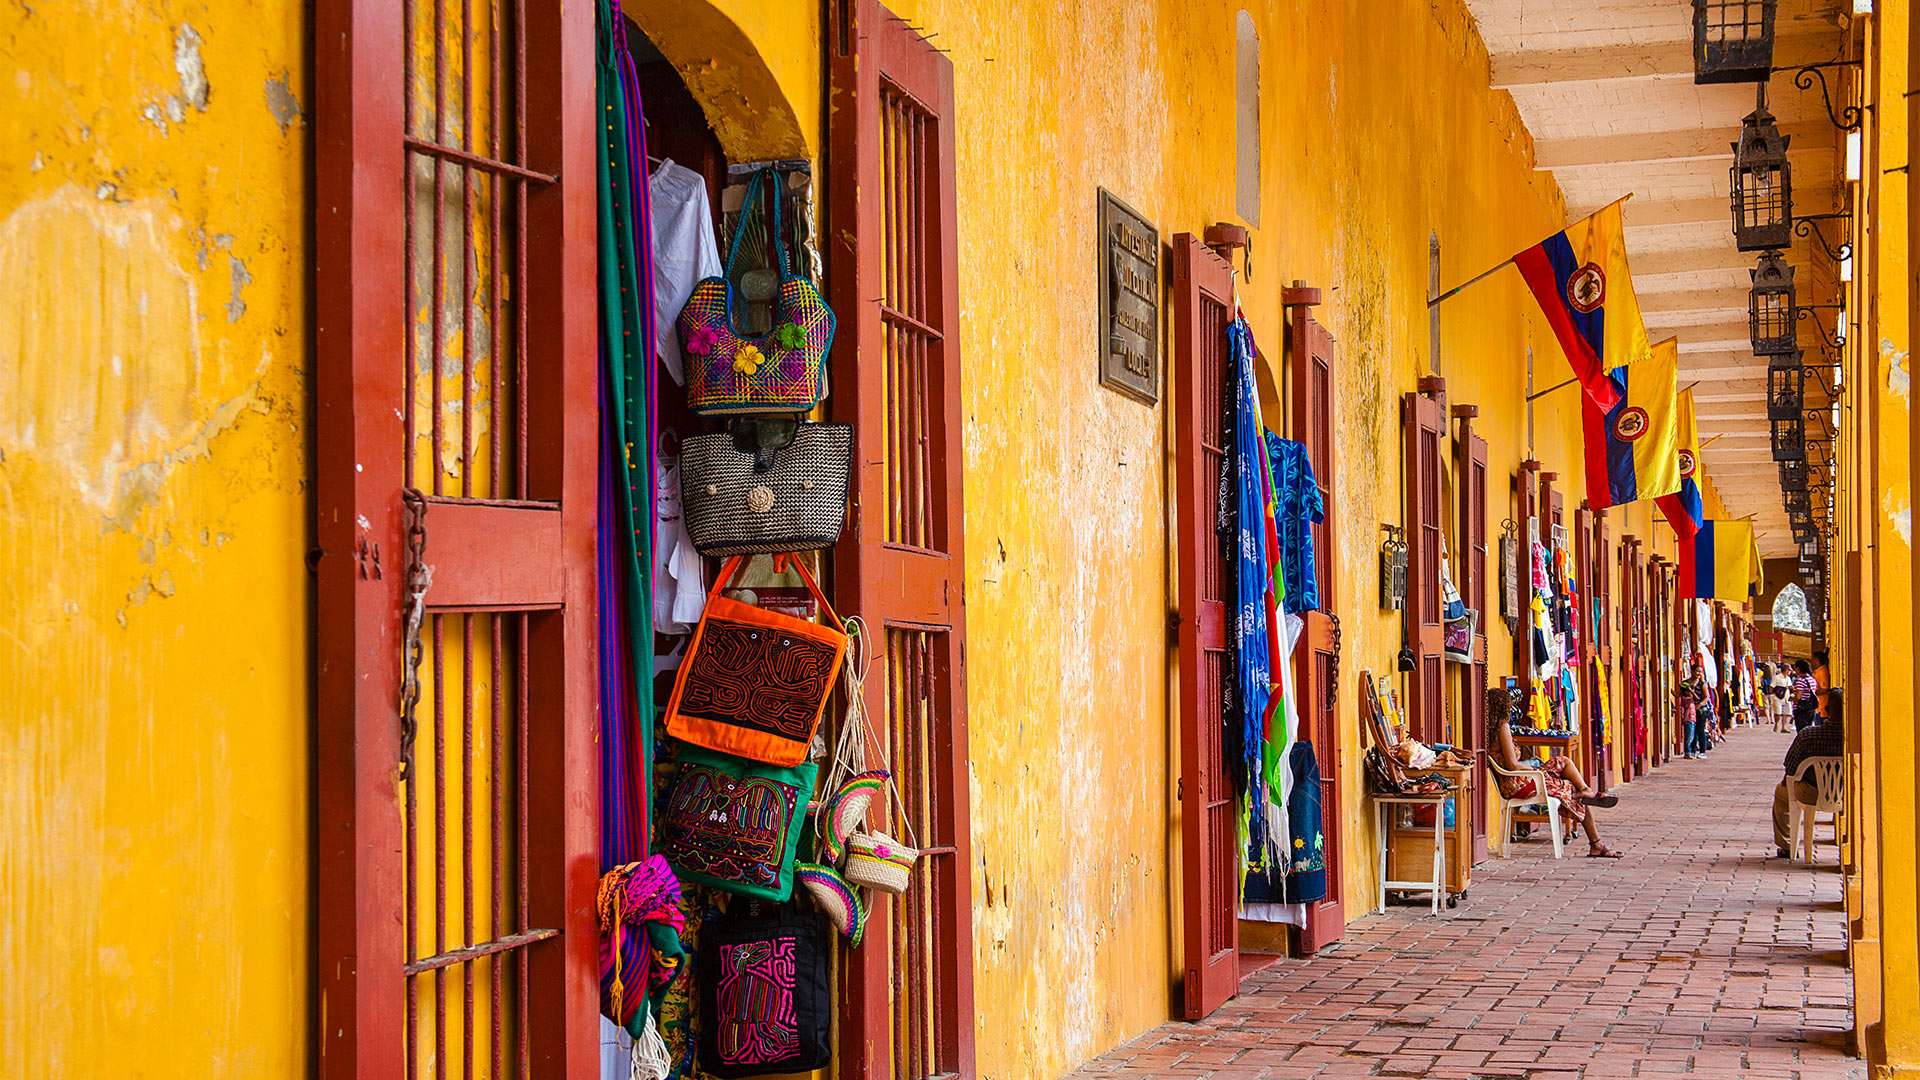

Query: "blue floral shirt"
left=1264, top=433, right=1324, bottom=615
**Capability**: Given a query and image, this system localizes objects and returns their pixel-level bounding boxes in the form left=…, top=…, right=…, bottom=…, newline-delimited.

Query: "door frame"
left=1173, top=233, right=1239, bottom=1019
left=1286, top=284, right=1346, bottom=952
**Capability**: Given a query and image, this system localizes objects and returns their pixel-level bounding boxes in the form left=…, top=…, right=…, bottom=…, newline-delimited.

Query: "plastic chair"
left=1790, top=756, right=1845, bottom=865
left=1485, top=757, right=1564, bottom=859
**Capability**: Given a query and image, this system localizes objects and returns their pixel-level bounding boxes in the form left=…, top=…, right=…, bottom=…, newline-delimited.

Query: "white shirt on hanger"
left=653, top=455, right=706, bottom=635
left=648, top=159, right=722, bottom=386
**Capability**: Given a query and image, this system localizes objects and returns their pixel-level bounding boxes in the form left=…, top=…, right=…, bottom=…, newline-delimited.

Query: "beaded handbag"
left=677, top=168, right=834, bottom=415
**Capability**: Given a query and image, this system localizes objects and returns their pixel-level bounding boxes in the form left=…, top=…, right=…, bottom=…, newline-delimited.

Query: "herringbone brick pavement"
left=1066, top=727, right=1862, bottom=1079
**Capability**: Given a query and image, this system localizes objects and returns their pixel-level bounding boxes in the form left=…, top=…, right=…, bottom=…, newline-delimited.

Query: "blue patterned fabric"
left=1264, top=433, right=1324, bottom=615
left=1229, top=320, right=1273, bottom=845
left=1282, top=740, right=1327, bottom=903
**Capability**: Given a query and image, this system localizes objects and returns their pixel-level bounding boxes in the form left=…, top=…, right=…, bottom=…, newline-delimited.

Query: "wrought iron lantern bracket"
left=1791, top=213, right=1853, bottom=262
left=1786, top=60, right=1864, bottom=132
left=1796, top=305, right=1846, bottom=350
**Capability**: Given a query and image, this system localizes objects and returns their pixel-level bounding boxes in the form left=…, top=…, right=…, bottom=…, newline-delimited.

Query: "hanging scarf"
left=597, top=0, right=663, bottom=1031
left=596, top=856, right=688, bottom=1032
left=1227, top=320, right=1273, bottom=850
left=1257, top=430, right=1303, bottom=870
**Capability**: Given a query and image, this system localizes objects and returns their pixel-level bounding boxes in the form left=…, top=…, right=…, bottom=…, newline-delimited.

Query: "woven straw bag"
left=680, top=419, right=852, bottom=556
left=843, top=831, right=917, bottom=894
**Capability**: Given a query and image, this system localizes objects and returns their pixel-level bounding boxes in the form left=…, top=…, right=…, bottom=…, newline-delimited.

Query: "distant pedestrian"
left=1766, top=663, right=1794, bottom=732
left=1790, top=660, right=1820, bottom=731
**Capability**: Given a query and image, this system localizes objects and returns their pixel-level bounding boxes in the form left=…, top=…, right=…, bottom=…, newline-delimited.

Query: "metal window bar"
left=407, top=0, right=545, bottom=503
left=400, top=0, right=556, bottom=1070
left=882, top=82, right=938, bottom=551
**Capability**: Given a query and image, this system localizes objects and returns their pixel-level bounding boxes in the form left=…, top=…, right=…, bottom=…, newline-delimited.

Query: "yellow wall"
left=0, top=1, right=310, bottom=1075
left=1850, top=1, right=1919, bottom=1072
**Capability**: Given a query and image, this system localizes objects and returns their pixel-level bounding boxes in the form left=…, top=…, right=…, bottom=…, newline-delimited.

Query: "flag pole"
left=1427, top=193, right=1635, bottom=309
left=1526, top=375, right=1579, bottom=401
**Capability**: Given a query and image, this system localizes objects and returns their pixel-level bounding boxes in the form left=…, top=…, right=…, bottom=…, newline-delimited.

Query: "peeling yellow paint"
left=0, top=0, right=308, bottom=1072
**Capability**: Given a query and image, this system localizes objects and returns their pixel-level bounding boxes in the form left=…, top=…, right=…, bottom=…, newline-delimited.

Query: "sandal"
left=1587, top=844, right=1625, bottom=858
left=1579, top=793, right=1619, bottom=808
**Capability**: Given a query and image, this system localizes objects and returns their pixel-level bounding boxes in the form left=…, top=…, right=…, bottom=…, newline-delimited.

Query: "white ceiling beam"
left=1487, top=34, right=1848, bottom=88
left=1535, top=122, right=1838, bottom=170
left=1642, top=287, right=1752, bottom=313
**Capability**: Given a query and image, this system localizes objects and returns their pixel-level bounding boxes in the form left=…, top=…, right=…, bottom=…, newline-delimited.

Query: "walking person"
left=1790, top=659, right=1820, bottom=731
left=1677, top=665, right=1706, bottom=760
left=1766, top=663, right=1793, bottom=731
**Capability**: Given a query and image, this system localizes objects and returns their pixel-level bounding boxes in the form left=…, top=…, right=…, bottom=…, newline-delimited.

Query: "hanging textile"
left=1264, top=434, right=1324, bottom=615
left=598, top=0, right=667, bottom=1036
left=1258, top=428, right=1303, bottom=868
left=1227, top=319, right=1274, bottom=850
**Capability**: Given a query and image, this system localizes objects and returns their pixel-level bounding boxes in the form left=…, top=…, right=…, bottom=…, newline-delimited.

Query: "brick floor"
left=1066, top=728, right=1862, bottom=1079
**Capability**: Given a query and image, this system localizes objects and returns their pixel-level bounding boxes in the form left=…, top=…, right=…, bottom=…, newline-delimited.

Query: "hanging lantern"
left=1779, top=457, right=1809, bottom=493
left=1749, top=252, right=1798, bottom=354
left=1784, top=488, right=1812, bottom=517
left=1693, top=0, right=1778, bottom=83
left=1790, top=515, right=1818, bottom=546
left=1771, top=414, right=1806, bottom=461
left=1767, top=354, right=1805, bottom=420
left=1730, top=98, right=1793, bottom=250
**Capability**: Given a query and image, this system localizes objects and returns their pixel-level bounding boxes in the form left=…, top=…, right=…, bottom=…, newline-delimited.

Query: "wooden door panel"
left=1287, top=287, right=1343, bottom=953
left=315, top=0, right=599, bottom=1073
left=1404, top=391, right=1446, bottom=743
left=1174, top=234, right=1238, bottom=1019
left=829, top=5, right=975, bottom=1076
left=1456, top=419, right=1489, bottom=864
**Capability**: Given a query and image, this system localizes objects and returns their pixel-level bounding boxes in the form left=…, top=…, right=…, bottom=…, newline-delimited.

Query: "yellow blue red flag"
left=1514, top=201, right=1648, bottom=413
left=1581, top=337, right=1680, bottom=509
left=1656, top=387, right=1705, bottom=546
left=1683, top=519, right=1759, bottom=602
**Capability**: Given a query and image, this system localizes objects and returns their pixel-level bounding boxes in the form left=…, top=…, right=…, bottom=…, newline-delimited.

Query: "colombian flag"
left=1581, top=338, right=1680, bottom=509
left=1683, top=519, right=1761, bottom=602
left=1656, top=387, right=1706, bottom=545
left=1514, top=202, right=1649, bottom=413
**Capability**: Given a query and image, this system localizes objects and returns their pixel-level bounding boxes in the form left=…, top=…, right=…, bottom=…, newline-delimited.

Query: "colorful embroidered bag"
left=665, top=554, right=847, bottom=767
left=677, top=167, right=834, bottom=415
left=658, top=746, right=817, bottom=902
left=696, top=900, right=832, bottom=1078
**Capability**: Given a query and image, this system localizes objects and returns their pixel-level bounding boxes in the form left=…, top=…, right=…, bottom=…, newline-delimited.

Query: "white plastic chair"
left=1791, top=756, right=1845, bottom=865
left=1485, top=757, right=1564, bottom=859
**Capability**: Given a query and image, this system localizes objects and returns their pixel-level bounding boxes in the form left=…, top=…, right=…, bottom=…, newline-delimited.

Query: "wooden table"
left=1374, top=793, right=1450, bottom=915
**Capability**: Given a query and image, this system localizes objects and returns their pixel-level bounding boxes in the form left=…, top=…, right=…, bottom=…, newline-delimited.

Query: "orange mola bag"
left=665, top=555, right=847, bottom=767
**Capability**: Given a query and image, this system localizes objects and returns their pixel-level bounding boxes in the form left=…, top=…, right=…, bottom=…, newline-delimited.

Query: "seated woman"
left=1485, top=692, right=1624, bottom=858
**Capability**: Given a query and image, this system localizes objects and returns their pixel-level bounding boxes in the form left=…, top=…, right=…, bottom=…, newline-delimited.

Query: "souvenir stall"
left=592, top=12, right=902, bottom=1078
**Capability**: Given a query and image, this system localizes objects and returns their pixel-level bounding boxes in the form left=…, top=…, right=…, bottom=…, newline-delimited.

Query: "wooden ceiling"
left=1463, top=0, right=1856, bottom=557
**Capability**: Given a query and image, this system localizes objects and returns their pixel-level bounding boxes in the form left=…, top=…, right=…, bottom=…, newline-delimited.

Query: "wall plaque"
left=1098, top=189, right=1160, bottom=405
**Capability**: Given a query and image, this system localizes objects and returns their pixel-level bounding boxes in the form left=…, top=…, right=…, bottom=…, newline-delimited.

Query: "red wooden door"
left=828, top=5, right=977, bottom=1076
left=1455, top=414, right=1489, bottom=864
left=314, top=0, right=599, bottom=1074
left=1574, top=508, right=1595, bottom=781
left=1287, top=285, right=1344, bottom=953
left=1589, top=511, right=1605, bottom=780
left=1174, top=234, right=1239, bottom=1019
left=1403, top=390, right=1446, bottom=743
